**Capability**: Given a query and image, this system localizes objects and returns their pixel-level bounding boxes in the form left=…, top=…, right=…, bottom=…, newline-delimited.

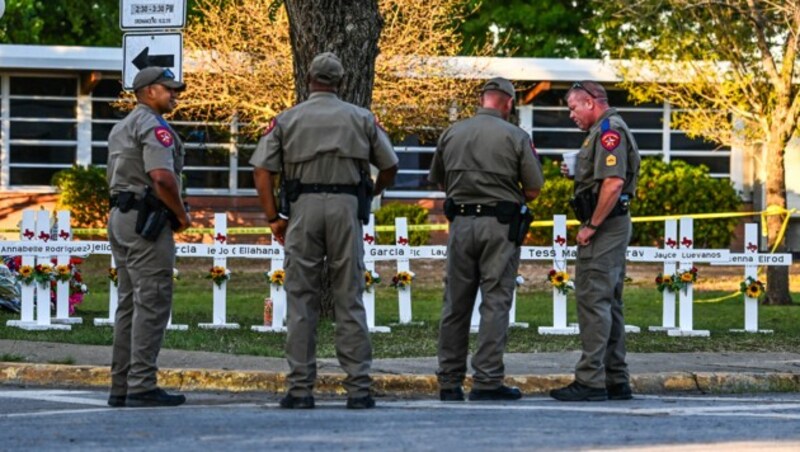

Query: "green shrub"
left=375, top=201, right=430, bottom=245
left=52, top=165, right=109, bottom=228
left=631, top=158, right=741, bottom=248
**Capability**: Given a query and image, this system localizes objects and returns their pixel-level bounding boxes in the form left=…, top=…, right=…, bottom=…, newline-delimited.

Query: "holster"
left=113, top=192, right=137, bottom=213
left=443, top=198, right=456, bottom=222
left=569, top=189, right=596, bottom=223
left=357, top=170, right=375, bottom=225
left=513, top=205, right=534, bottom=246
left=135, top=186, right=180, bottom=241
left=278, top=178, right=301, bottom=219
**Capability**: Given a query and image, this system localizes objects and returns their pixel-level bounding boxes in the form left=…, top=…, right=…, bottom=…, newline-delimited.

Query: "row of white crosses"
left=3, top=210, right=792, bottom=335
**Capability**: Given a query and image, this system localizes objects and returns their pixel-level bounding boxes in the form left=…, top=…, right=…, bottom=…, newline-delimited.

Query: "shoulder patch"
left=601, top=118, right=611, bottom=132
left=153, top=127, right=174, bottom=148
left=600, top=130, right=621, bottom=152
left=262, top=118, right=277, bottom=136
left=606, top=154, right=617, bottom=166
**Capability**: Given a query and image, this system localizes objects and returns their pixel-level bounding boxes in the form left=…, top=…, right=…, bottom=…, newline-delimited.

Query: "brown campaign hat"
left=132, top=66, right=186, bottom=91
left=481, top=77, right=515, bottom=98
left=308, top=52, right=344, bottom=85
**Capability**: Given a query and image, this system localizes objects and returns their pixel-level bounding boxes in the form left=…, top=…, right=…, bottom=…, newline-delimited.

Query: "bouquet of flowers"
left=739, top=276, right=766, bottom=300
left=365, top=270, right=381, bottom=292
left=16, top=264, right=35, bottom=285
left=547, top=269, right=574, bottom=295
left=33, top=263, right=55, bottom=286
left=672, top=267, right=698, bottom=294
left=391, top=271, right=415, bottom=290
left=265, top=269, right=285, bottom=289
left=207, top=266, right=231, bottom=287
left=655, top=273, right=675, bottom=293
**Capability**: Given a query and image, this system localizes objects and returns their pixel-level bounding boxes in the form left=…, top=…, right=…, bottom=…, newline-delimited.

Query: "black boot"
left=468, top=385, right=522, bottom=401
left=279, top=393, right=315, bottom=409
left=550, top=381, right=607, bottom=402
left=126, top=388, right=186, bottom=407
left=439, top=386, right=465, bottom=402
left=107, top=394, right=126, bottom=407
left=607, top=382, right=633, bottom=400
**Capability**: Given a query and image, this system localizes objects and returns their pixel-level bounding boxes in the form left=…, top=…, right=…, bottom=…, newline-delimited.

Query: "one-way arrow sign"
left=123, top=32, right=183, bottom=91
left=132, top=47, right=175, bottom=70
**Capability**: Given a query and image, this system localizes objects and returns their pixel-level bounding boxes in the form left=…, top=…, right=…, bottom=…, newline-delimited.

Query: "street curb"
left=1, top=362, right=799, bottom=395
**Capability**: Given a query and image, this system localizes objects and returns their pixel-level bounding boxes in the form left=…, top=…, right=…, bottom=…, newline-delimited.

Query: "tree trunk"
left=763, top=137, right=794, bottom=305
left=284, top=0, right=383, bottom=318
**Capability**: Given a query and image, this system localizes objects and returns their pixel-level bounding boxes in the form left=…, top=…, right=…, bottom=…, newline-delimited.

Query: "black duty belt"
left=299, top=183, right=359, bottom=196
left=607, top=202, right=628, bottom=219
left=451, top=203, right=498, bottom=217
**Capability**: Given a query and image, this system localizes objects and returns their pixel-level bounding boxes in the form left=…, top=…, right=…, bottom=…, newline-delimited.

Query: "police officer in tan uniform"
left=106, top=66, right=191, bottom=407
left=430, top=77, right=544, bottom=402
left=251, top=52, right=398, bottom=410
left=550, top=81, right=640, bottom=402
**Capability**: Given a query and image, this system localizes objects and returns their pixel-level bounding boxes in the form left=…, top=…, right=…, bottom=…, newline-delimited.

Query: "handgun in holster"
left=569, top=189, right=597, bottom=223
left=498, top=201, right=533, bottom=247
left=356, top=170, right=375, bottom=225
left=278, top=177, right=301, bottom=219
left=135, top=186, right=180, bottom=241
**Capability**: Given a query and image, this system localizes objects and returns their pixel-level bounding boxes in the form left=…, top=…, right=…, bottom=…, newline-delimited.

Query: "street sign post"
left=122, top=32, right=183, bottom=91
left=120, top=0, right=187, bottom=30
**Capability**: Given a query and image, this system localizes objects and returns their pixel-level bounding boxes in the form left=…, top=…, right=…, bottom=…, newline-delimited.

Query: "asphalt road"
left=2, top=387, right=800, bottom=451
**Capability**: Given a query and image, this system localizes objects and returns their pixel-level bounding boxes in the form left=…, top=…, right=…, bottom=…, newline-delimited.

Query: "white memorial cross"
left=252, top=240, right=287, bottom=333
left=360, top=215, right=390, bottom=333
left=28, top=211, right=70, bottom=330
left=648, top=220, right=678, bottom=332
left=6, top=210, right=38, bottom=329
left=721, top=223, right=792, bottom=333
left=199, top=213, right=240, bottom=329
left=94, top=255, right=119, bottom=326
left=52, top=211, right=82, bottom=325
left=668, top=217, right=710, bottom=337
left=538, top=215, right=579, bottom=335
left=394, top=217, right=414, bottom=324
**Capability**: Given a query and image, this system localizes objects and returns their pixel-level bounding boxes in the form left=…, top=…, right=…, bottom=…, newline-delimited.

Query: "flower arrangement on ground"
left=265, top=269, right=285, bottom=289
left=391, top=271, right=415, bottom=290
left=365, top=270, right=381, bottom=292
left=655, top=273, right=675, bottom=293
left=547, top=269, right=574, bottom=295
left=207, top=266, right=231, bottom=287
left=739, top=276, right=766, bottom=300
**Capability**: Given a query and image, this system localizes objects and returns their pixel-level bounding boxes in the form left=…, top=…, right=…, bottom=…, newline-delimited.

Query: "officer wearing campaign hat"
left=430, top=77, right=544, bottom=402
left=251, top=52, right=398, bottom=410
left=550, top=80, right=641, bottom=402
left=106, top=66, right=190, bottom=407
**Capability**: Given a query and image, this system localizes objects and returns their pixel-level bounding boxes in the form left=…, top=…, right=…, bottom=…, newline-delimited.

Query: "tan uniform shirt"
left=107, top=104, right=185, bottom=196
left=429, top=108, right=544, bottom=205
left=574, top=108, right=640, bottom=197
left=249, top=92, right=398, bottom=183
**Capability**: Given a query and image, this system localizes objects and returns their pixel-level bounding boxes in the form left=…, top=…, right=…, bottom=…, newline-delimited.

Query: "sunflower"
left=270, top=269, right=285, bottom=285
left=680, top=272, right=694, bottom=283
left=19, top=265, right=33, bottom=278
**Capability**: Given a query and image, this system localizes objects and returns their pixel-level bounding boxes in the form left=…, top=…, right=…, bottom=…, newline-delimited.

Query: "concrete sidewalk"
left=2, top=339, right=799, bottom=396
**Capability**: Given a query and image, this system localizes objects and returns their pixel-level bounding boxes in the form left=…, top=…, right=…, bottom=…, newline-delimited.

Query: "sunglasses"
left=570, top=81, right=599, bottom=99
left=162, top=68, right=176, bottom=80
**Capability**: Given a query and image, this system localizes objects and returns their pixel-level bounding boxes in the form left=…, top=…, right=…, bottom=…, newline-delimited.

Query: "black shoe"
left=550, top=381, right=607, bottom=402
left=107, top=394, right=126, bottom=407
left=439, top=386, right=465, bottom=402
left=279, top=393, right=315, bottom=409
left=468, top=385, right=522, bottom=401
left=126, top=388, right=186, bottom=407
left=607, top=382, right=633, bottom=400
left=346, top=395, right=376, bottom=409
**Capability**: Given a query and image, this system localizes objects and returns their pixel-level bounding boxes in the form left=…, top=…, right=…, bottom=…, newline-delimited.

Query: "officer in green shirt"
left=430, top=77, right=544, bottom=401
left=106, top=66, right=191, bottom=407
left=550, top=81, right=640, bottom=402
left=251, top=52, right=398, bottom=410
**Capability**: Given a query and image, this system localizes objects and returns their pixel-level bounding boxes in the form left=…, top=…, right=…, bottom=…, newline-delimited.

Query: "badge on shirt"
left=606, top=154, right=617, bottom=166
left=154, top=127, right=173, bottom=147
left=262, top=118, right=277, bottom=136
left=582, top=137, right=591, bottom=148
left=600, top=130, right=621, bottom=151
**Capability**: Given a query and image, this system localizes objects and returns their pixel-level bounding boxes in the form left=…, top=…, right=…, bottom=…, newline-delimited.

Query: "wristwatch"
left=585, top=222, right=599, bottom=231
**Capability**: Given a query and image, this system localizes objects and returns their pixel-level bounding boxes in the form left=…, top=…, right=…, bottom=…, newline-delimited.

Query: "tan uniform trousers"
left=283, top=193, right=372, bottom=398
left=108, top=208, right=175, bottom=396
left=575, top=214, right=631, bottom=388
left=437, top=216, right=519, bottom=390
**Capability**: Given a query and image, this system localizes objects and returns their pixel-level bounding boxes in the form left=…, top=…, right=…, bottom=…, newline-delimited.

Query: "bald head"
left=566, top=81, right=609, bottom=106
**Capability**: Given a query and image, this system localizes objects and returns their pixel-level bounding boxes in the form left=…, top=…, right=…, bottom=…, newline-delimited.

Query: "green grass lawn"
left=1, top=256, right=798, bottom=358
